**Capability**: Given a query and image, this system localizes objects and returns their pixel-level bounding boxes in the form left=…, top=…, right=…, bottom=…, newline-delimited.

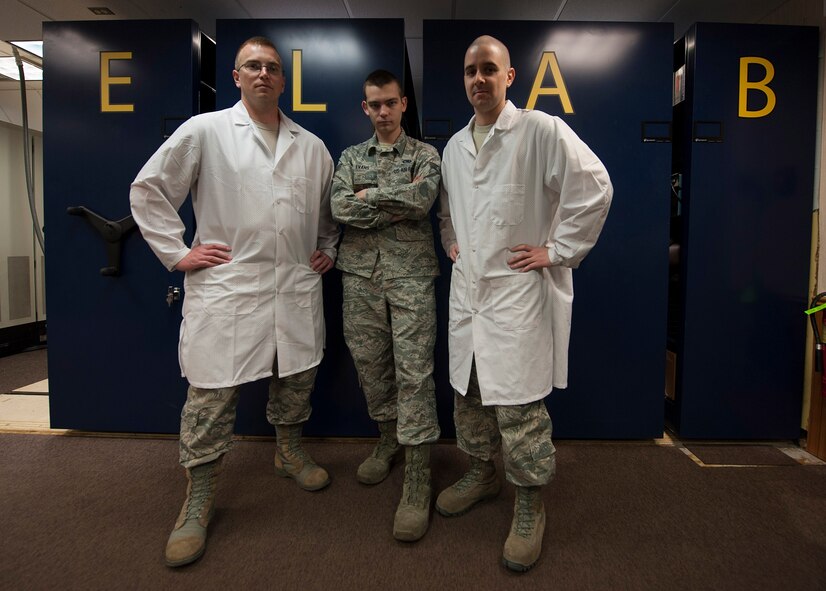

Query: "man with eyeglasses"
left=130, top=36, right=339, bottom=567
left=331, top=69, right=441, bottom=542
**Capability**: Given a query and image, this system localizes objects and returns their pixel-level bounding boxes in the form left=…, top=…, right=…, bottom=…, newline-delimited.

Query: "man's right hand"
left=448, top=243, right=460, bottom=262
left=174, top=244, right=232, bottom=272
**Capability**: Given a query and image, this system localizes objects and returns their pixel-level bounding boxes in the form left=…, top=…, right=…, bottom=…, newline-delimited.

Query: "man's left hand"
left=310, top=250, right=334, bottom=274
left=507, top=244, right=551, bottom=272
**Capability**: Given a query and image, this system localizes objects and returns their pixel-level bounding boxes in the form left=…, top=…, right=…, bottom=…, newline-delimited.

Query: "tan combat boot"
left=165, top=456, right=223, bottom=568
left=274, top=423, right=330, bottom=491
left=502, top=486, right=546, bottom=572
left=435, top=456, right=500, bottom=517
left=393, top=445, right=431, bottom=542
left=357, top=420, right=401, bottom=485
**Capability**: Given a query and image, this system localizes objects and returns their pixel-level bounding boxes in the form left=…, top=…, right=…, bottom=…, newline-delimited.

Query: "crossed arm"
left=331, top=147, right=441, bottom=229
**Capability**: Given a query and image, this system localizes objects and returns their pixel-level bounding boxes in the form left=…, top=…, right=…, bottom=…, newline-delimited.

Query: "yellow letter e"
left=100, top=51, right=134, bottom=113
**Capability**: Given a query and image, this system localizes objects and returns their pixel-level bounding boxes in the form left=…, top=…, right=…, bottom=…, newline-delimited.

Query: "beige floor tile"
left=13, top=379, right=49, bottom=393
left=0, top=394, right=50, bottom=430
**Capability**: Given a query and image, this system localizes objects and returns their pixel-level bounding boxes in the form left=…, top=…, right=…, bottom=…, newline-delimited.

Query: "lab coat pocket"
left=200, top=263, right=261, bottom=316
left=448, top=264, right=468, bottom=328
left=491, top=184, right=525, bottom=226
left=291, top=176, right=315, bottom=214
left=294, top=270, right=321, bottom=310
left=490, top=273, right=543, bottom=331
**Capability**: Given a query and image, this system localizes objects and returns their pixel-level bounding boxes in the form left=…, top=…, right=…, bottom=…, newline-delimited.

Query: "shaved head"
left=466, top=35, right=511, bottom=69
left=463, top=34, right=515, bottom=125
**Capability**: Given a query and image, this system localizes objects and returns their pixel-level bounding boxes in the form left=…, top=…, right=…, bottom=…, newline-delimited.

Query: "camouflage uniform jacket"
left=331, top=131, right=441, bottom=279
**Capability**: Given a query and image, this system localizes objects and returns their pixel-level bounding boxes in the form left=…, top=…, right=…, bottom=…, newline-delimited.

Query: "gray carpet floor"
left=1, top=433, right=825, bottom=590
left=0, top=347, right=47, bottom=394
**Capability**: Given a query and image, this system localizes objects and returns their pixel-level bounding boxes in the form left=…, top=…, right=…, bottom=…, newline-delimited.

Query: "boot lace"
left=286, top=439, right=314, bottom=465
left=402, top=469, right=425, bottom=506
left=453, top=460, right=485, bottom=493
left=184, top=465, right=216, bottom=521
left=513, top=488, right=540, bottom=538
left=372, top=431, right=400, bottom=461
left=278, top=428, right=316, bottom=468
left=401, top=448, right=428, bottom=508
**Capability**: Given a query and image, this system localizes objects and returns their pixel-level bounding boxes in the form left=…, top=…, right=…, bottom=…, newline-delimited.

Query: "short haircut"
left=235, top=36, right=279, bottom=69
left=363, top=69, right=403, bottom=98
left=466, top=35, right=512, bottom=69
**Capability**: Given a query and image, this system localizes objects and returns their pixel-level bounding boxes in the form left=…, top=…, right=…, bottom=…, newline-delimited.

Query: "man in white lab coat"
left=437, top=35, right=612, bottom=572
left=130, top=36, right=339, bottom=568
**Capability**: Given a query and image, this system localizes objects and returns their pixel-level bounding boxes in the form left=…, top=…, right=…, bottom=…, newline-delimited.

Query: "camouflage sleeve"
left=437, top=182, right=457, bottom=256
left=330, top=149, right=394, bottom=229
left=363, top=144, right=441, bottom=221
left=316, top=146, right=340, bottom=261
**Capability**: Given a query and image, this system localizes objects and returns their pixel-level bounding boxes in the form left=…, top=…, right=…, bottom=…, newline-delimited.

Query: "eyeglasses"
left=238, top=61, right=281, bottom=74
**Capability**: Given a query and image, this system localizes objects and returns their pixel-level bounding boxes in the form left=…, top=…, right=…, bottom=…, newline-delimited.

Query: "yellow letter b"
left=739, top=57, right=776, bottom=118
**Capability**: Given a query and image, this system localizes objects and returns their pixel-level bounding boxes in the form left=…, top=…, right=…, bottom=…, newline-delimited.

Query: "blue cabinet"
left=668, top=23, right=817, bottom=439
left=44, top=21, right=209, bottom=433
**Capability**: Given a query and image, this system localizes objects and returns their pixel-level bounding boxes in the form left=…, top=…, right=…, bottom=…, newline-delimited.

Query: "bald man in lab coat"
left=437, top=35, right=612, bottom=572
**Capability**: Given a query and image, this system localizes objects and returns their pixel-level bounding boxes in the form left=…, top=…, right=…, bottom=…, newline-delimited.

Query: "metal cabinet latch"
left=166, top=286, right=182, bottom=307
left=66, top=206, right=137, bottom=276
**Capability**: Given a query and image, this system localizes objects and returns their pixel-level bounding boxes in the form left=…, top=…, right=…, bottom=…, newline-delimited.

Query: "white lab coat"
left=438, top=101, right=612, bottom=405
left=130, top=101, right=338, bottom=388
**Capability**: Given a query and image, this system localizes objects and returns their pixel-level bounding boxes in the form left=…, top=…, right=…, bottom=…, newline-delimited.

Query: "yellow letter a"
left=526, top=52, right=573, bottom=114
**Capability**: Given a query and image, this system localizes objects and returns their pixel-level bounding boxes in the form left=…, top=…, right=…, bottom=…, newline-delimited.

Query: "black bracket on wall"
left=641, top=121, right=672, bottom=143
left=422, top=119, right=453, bottom=141
left=693, top=121, right=724, bottom=143
left=163, top=116, right=188, bottom=139
left=67, top=206, right=137, bottom=276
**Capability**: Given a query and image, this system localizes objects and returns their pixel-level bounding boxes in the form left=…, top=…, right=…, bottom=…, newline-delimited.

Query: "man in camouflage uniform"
left=331, top=69, right=441, bottom=542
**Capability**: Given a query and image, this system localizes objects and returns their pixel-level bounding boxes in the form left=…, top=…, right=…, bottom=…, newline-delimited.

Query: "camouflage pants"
left=342, top=270, right=440, bottom=446
left=454, top=361, right=556, bottom=487
left=179, top=355, right=317, bottom=468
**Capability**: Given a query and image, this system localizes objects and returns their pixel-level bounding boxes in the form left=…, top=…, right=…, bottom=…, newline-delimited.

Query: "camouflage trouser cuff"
left=366, top=408, right=399, bottom=423
left=266, top=408, right=312, bottom=427
left=503, top=454, right=556, bottom=487
left=179, top=385, right=240, bottom=468
left=271, top=418, right=309, bottom=428
left=456, top=439, right=498, bottom=463
left=398, top=426, right=441, bottom=447
left=180, top=445, right=231, bottom=469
